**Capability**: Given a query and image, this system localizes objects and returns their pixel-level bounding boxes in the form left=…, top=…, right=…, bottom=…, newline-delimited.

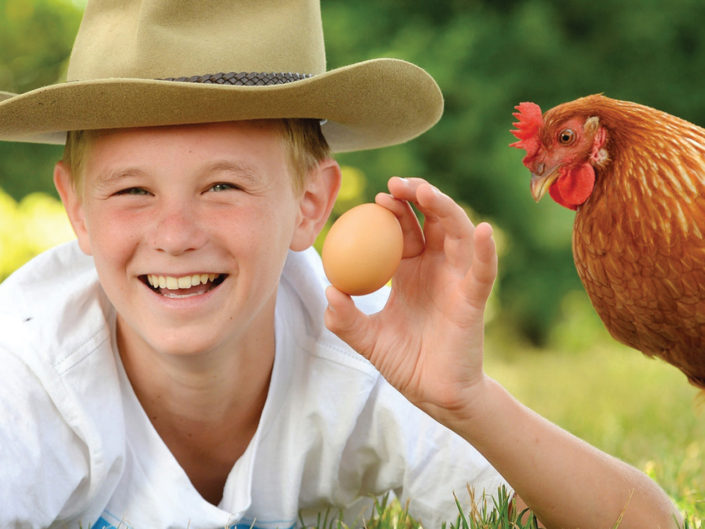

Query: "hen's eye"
left=558, top=129, right=576, bottom=145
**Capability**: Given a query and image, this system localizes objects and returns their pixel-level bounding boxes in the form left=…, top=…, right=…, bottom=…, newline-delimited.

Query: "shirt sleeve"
left=339, top=377, right=512, bottom=529
left=0, top=345, right=92, bottom=527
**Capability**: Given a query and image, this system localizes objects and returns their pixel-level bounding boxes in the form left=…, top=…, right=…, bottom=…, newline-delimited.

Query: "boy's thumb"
left=324, top=286, right=375, bottom=358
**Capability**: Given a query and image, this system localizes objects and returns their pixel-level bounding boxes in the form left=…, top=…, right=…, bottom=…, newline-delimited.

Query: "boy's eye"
left=209, top=183, right=239, bottom=192
left=115, top=187, right=150, bottom=196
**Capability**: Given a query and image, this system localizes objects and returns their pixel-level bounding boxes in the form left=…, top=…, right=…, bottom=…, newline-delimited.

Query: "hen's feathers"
left=544, top=95, right=705, bottom=386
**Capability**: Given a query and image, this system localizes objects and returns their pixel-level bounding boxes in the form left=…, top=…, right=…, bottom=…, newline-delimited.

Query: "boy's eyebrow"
left=94, top=159, right=263, bottom=188
left=202, top=159, right=262, bottom=185
left=94, top=166, right=149, bottom=190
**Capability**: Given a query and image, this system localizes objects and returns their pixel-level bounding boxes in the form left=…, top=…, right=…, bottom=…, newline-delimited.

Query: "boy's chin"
left=143, top=333, right=229, bottom=358
left=118, top=315, right=235, bottom=360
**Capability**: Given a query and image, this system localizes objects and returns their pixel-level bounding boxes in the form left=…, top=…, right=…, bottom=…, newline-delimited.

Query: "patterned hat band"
left=161, top=71, right=314, bottom=86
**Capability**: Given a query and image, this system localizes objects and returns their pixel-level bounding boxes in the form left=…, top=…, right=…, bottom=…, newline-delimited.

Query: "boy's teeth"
left=147, top=274, right=220, bottom=290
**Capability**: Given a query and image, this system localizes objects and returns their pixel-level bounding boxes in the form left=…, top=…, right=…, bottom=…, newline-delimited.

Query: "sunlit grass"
left=299, top=487, right=539, bottom=529
left=484, top=318, right=705, bottom=524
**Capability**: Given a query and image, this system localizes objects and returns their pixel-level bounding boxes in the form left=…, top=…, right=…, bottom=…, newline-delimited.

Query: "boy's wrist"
left=427, top=374, right=506, bottom=441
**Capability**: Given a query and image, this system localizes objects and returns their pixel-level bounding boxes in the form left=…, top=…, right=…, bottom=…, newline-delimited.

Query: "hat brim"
left=0, top=58, right=442, bottom=153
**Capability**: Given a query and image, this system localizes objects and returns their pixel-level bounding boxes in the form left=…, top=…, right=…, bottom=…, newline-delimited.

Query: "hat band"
left=161, top=71, right=314, bottom=86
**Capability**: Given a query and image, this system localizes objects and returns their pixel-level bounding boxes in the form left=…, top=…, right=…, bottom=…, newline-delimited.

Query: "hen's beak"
left=530, top=165, right=560, bottom=202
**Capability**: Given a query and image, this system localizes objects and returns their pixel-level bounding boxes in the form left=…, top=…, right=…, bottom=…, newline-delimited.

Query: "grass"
left=444, top=486, right=539, bottom=529
left=300, top=481, right=687, bottom=529
left=299, top=487, right=539, bottom=529
left=483, top=321, right=705, bottom=525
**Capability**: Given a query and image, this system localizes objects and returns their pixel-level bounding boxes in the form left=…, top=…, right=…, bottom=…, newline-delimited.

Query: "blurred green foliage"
left=0, top=188, right=74, bottom=281
left=0, top=0, right=80, bottom=197
left=4, top=0, right=705, bottom=344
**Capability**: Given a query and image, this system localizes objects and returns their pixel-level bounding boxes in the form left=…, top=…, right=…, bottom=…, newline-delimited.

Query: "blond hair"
left=62, top=119, right=331, bottom=195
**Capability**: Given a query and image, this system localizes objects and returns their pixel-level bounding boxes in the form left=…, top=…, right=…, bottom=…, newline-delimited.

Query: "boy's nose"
left=151, top=203, right=208, bottom=255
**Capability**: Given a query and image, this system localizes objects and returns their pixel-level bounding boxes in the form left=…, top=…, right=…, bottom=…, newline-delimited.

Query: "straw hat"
left=0, top=0, right=443, bottom=153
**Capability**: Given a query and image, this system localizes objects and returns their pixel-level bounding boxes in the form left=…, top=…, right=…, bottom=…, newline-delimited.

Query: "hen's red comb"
left=510, top=102, right=543, bottom=164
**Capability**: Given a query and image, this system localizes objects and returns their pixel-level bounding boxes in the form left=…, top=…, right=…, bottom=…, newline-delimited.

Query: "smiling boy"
left=57, top=120, right=341, bottom=507
left=0, top=1, right=681, bottom=529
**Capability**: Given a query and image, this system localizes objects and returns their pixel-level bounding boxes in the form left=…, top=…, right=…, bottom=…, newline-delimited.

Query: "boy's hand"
left=324, top=177, right=497, bottom=427
left=325, top=178, right=684, bottom=529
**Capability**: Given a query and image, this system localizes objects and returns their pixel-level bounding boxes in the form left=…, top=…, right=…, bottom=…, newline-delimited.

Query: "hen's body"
left=515, top=95, right=705, bottom=386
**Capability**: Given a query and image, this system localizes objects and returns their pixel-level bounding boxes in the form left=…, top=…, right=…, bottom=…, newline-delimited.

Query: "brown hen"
left=511, top=94, right=705, bottom=387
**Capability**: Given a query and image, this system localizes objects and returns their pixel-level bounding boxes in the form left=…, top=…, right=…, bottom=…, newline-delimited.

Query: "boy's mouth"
left=140, top=273, right=227, bottom=298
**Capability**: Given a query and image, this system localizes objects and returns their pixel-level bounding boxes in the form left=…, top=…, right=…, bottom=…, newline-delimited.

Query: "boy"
left=0, top=1, right=680, bottom=528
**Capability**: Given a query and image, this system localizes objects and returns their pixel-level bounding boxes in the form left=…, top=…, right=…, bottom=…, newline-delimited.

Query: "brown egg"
left=322, top=203, right=403, bottom=296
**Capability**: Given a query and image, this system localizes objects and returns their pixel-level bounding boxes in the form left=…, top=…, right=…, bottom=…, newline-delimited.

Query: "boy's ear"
left=290, top=158, right=341, bottom=252
left=54, top=161, right=92, bottom=256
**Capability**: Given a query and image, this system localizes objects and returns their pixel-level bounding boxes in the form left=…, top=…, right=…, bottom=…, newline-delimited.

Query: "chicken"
left=510, top=94, right=705, bottom=388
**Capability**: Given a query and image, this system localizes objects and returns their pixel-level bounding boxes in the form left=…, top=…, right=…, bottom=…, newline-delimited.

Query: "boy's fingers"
left=389, top=177, right=475, bottom=266
left=416, top=183, right=474, bottom=256
left=393, top=178, right=473, bottom=237
left=463, top=222, right=497, bottom=309
left=386, top=176, right=431, bottom=201
left=374, top=192, right=425, bottom=258
left=324, top=286, right=376, bottom=358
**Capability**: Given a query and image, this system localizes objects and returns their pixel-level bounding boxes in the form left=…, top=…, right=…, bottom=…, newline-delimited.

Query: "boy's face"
left=56, top=121, right=338, bottom=358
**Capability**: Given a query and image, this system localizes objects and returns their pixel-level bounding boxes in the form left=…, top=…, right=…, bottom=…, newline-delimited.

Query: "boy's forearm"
left=449, top=376, right=681, bottom=529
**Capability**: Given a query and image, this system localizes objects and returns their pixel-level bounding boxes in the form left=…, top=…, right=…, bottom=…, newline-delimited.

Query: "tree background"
left=3, top=0, right=705, bottom=346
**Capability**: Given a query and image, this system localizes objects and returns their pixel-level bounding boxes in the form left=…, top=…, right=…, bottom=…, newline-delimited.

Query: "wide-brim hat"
left=0, top=0, right=443, bottom=153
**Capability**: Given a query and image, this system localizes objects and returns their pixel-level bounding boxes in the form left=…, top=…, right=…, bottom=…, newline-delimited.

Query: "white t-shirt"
left=0, top=241, right=509, bottom=529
